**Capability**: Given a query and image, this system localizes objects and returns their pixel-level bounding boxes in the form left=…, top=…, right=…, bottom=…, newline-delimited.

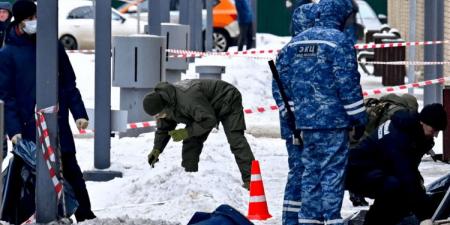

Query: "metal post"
left=36, top=0, right=59, bottom=222
left=148, top=0, right=170, bottom=35
left=82, top=0, right=122, bottom=182
left=180, top=0, right=203, bottom=51
left=424, top=0, right=438, bottom=105
left=94, top=0, right=111, bottom=170
left=443, top=86, right=450, bottom=161
left=407, top=0, right=416, bottom=95
left=0, top=100, right=3, bottom=211
left=205, top=0, right=214, bottom=51
left=251, top=0, right=257, bottom=48
left=435, top=0, right=444, bottom=103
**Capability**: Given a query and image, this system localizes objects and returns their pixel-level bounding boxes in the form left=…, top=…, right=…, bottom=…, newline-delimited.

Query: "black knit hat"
left=12, top=0, right=36, bottom=23
left=0, top=2, right=12, bottom=13
left=143, top=92, right=167, bottom=116
left=419, top=103, right=448, bottom=131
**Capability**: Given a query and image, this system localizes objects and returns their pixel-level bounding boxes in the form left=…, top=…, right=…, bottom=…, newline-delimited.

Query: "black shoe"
left=184, top=167, right=198, bottom=172
left=350, top=193, right=369, bottom=207
left=242, top=181, right=250, bottom=190
left=75, top=210, right=96, bottom=223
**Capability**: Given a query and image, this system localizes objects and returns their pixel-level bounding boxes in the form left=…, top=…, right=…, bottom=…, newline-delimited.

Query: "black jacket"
left=347, top=110, right=434, bottom=220
left=0, top=25, right=88, bottom=153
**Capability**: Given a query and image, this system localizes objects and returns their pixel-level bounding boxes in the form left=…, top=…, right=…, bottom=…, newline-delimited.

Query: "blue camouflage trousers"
left=283, top=138, right=304, bottom=225
left=298, top=129, right=349, bottom=225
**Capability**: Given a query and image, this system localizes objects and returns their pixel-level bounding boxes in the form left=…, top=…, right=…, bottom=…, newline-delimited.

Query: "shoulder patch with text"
left=297, top=44, right=318, bottom=57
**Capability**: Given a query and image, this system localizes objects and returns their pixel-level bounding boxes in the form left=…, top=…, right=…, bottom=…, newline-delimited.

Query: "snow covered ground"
left=57, top=33, right=450, bottom=224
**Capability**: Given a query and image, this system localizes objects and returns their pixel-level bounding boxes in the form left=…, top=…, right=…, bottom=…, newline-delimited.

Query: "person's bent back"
left=346, top=104, right=448, bottom=225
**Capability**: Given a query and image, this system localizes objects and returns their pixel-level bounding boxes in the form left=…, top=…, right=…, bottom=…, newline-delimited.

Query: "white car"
left=59, top=0, right=145, bottom=50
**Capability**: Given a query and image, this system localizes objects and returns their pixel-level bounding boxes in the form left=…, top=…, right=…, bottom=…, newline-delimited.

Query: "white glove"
left=11, top=133, right=22, bottom=145
left=75, top=118, right=89, bottom=130
left=420, top=219, right=433, bottom=225
left=285, top=0, right=292, bottom=8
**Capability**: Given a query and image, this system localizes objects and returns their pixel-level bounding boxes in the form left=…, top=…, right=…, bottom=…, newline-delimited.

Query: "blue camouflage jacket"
left=277, top=0, right=367, bottom=130
left=272, top=3, right=318, bottom=139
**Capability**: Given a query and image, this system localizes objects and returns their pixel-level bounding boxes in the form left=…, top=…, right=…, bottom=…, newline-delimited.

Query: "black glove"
left=349, top=192, right=369, bottom=207
left=352, top=124, right=365, bottom=141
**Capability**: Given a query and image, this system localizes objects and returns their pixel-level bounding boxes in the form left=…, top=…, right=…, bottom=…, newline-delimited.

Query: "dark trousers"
left=346, top=169, right=418, bottom=225
left=61, top=152, right=95, bottom=221
left=2, top=136, right=7, bottom=159
left=181, top=96, right=255, bottom=183
left=238, top=22, right=254, bottom=51
left=181, top=129, right=254, bottom=183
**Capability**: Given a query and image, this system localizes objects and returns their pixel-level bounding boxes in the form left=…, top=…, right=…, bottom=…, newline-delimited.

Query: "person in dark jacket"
left=0, top=1, right=95, bottom=222
left=0, top=2, right=12, bottom=159
left=143, top=79, right=255, bottom=189
left=0, top=2, right=12, bottom=47
left=345, top=103, right=448, bottom=225
left=235, top=0, right=254, bottom=51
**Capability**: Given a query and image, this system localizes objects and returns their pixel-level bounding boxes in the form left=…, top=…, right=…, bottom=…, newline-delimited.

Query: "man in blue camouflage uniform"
left=343, top=0, right=360, bottom=45
left=278, top=0, right=368, bottom=224
left=272, top=3, right=318, bottom=225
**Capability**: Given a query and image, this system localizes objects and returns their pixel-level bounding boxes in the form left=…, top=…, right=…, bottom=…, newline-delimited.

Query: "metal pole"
left=137, top=3, right=141, bottom=34
left=36, top=0, right=59, bottom=222
left=148, top=0, right=170, bottom=35
left=180, top=0, right=203, bottom=51
left=435, top=0, right=444, bottom=103
left=0, top=100, right=3, bottom=212
left=424, top=0, right=437, bottom=105
left=443, top=86, right=450, bottom=161
left=407, top=0, right=416, bottom=95
left=251, top=0, right=257, bottom=48
left=205, top=0, right=214, bottom=51
left=94, top=0, right=111, bottom=169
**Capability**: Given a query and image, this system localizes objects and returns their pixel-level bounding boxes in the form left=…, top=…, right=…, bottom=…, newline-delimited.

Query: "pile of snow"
left=59, top=33, right=450, bottom=225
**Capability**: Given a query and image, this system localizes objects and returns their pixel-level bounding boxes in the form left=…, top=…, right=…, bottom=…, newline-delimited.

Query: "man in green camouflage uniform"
left=142, top=79, right=255, bottom=188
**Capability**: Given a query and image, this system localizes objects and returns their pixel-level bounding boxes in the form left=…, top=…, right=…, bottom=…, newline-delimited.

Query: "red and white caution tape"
left=354, top=40, right=449, bottom=50
left=127, top=121, right=157, bottom=129
left=360, top=61, right=450, bottom=66
left=243, top=105, right=279, bottom=114
left=363, top=77, right=448, bottom=96
left=35, top=105, right=63, bottom=198
left=78, top=120, right=158, bottom=134
left=66, top=49, right=95, bottom=54
left=64, top=40, right=448, bottom=57
left=23, top=105, right=63, bottom=225
left=76, top=77, right=449, bottom=136
left=167, top=49, right=280, bottom=59
left=168, top=40, right=449, bottom=58
left=21, top=215, right=35, bottom=225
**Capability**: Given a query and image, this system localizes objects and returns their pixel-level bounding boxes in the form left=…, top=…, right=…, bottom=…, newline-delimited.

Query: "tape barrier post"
left=36, top=0, right=59, bottom=222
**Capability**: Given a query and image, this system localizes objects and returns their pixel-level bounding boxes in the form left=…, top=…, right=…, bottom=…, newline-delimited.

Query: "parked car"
left=118, top=0, right=240, bottom=52
left=355, top=0, right=385, bottom=42
left=59, top=0, right=145, bottom=50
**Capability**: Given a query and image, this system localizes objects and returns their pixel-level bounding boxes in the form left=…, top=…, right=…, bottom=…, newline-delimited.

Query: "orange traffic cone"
left=247, top=160, right=272, bottom=220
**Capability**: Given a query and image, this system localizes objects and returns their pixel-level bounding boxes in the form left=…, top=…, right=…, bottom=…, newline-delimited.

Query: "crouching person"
left=345, top=104, right=448, bottom=225
left=142, top=79, right=255, bottom=189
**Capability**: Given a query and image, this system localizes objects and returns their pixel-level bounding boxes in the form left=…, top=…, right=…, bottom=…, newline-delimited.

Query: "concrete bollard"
left=196, top=65, right=226, bottom=80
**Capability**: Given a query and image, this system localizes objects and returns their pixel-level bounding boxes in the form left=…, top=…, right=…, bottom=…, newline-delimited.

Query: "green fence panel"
left=365, top=0, right=387, bottom=15
left=257, top=0, right=291, bottom=36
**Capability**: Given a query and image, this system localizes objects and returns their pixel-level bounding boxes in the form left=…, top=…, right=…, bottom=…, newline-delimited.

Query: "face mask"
left=23, top=20, right=37, bottom=34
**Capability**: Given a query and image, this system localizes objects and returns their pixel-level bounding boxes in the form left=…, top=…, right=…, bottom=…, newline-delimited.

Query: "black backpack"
left=350, top=93, right=419, bottom=147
